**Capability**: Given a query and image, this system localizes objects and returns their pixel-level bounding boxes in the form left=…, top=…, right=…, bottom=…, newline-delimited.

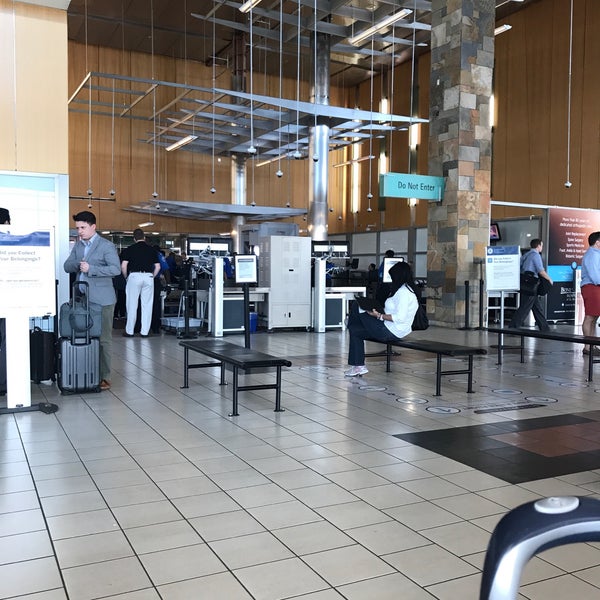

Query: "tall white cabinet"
left=258, top=236, right=312, bottom=330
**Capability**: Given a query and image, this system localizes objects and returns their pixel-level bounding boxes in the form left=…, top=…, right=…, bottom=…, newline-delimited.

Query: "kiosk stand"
left=0, top=228, right=58, bottom=414
left=485, top=246, right=521, bottom=330
left=234, top=255, right=258, bottom=349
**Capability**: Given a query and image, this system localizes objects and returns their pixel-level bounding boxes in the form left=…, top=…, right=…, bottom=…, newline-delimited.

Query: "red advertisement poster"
left=547, top=208, right=600, bottom=323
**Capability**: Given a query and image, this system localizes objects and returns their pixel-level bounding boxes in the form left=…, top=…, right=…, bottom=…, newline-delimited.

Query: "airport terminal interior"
left=3, top=0, right=600, bottom=598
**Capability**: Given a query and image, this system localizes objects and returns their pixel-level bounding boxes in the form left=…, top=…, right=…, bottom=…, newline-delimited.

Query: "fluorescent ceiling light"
left=349, top=9, right=412, bottom=46
left=165, top=135, right=198, bottom=152
left=239, top=0, right=261, bottom=13
left=494, top=24, right=512, bottom=35
left=333, top=155, right=375, bottom=168
left=256, top=154, right=288, bottom=167
left=138, top=221, right=154, bottom=228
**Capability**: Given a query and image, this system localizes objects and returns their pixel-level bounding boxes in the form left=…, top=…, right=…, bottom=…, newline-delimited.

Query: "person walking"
left=580, top=231, right=600, bottom=354
left=509, top=238, right=552, bottom=331
left=345, top=261, right=419, bottom=377
left=63, top=211, right=121, bottom=391
left=120, top=228, right=160, bottom=338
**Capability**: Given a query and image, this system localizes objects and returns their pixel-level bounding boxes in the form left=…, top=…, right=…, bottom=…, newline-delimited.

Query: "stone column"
left=427, top=0, right=495, bottom=326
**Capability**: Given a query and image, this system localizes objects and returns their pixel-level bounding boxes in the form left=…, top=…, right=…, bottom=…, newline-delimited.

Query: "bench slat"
left=180, top=340, right=292, bottom=370
left=380, top=339, right=487, bottom=357
left=487, top=327, right=599, bottom=345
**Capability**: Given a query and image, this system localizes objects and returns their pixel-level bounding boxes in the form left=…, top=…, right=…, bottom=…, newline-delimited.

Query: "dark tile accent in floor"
left=395, top=412, right=600, bottom=484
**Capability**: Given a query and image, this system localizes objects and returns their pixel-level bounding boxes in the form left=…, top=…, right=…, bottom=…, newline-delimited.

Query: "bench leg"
left=182, top=347, right=189, bottom=389
left=467, top=355, right=474, bottom=393
left=588, top=350, right=594, bottom=382
left=435, top=354, right=442, bottom=396
left=274, top=365, right=285, bottom=413
left=229, top=365, right=239, bottom=417
left=496, top=332, right=502, bottom=365
left=386, top=344, right=392, bottom=372
left=220, top=362, right=226, bottom=385
left=520, top=335, right=525, bottom=363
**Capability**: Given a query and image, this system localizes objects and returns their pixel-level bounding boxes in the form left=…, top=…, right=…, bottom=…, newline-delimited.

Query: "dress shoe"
left=122, top=332, right=134, bottom=337
left=99, top=379, right=111, bottom=391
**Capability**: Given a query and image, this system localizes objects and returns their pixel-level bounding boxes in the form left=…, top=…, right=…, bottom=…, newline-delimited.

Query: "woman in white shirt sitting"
left=345, top=261, right=419, bottom=377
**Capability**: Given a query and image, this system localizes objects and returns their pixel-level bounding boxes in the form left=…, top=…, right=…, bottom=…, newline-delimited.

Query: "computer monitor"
left=382, top=256, right=404, bottom=283
left=311, top=241, right=349, bottom=257
left=234, top=254, right=258, bottom=284
left=490, top=222, right=501, bottom=241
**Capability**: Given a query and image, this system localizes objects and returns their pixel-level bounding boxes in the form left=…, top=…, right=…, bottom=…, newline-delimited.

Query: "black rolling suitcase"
left=57, top=283, right=101, bottom=394
left=30, top=326, right=56, bottom=383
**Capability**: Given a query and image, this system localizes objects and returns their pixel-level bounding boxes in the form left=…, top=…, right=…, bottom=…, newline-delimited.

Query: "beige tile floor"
left=1, top=326, right=600, bottom=599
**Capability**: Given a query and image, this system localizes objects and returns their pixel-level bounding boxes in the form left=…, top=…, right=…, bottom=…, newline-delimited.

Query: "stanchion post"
left=464, top=280, right=470, bottom=329
left=183, top=280, right=190, bottom=338
left=459, top=280, right=471, bottom=330
left=479, top=278, right=484, bottom=329
left=179, top=280, right=197, bottom=339
left=243, top=282, right=251, bottom=349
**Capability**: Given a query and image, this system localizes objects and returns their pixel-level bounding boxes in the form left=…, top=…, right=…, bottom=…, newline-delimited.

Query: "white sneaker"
left=345, top=365, right=368, bottom=377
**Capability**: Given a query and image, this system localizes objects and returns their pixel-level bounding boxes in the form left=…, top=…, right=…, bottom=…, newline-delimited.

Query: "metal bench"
left=365, top=338, right=487, bottom=396
left=487, top=326, right=600, bottom=381
left=180, top=339, right=292, bottom=416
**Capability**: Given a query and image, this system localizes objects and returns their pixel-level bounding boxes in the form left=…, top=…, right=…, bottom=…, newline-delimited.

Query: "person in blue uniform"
left=509, top=239, right=552, bottom=331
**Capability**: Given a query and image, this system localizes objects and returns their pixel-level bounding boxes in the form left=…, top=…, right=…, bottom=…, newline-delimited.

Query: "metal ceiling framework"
left=68, top=71, right=428, bottom=161
left=67, top=1, right=433, bottom=222
left=122, top=200, right=307, bottom=222
left=66, top=0, right=535, bottom=223
left=68, top=0, right=434, bottom=161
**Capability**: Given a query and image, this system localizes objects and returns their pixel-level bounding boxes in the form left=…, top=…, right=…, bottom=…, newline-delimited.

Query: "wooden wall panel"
left=0, top=2, right=68, bottom=174
left=492, top=0, right=600, bottom=213
left=0, top=0, right=17, bottom=168
left=579, top=4, right=600, bottom=205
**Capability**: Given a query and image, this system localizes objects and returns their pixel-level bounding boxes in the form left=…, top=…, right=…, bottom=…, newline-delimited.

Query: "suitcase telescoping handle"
left=480, top=496, right=600, bottom=600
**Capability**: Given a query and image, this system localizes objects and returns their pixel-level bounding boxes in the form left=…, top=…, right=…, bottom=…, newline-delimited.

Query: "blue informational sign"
left=0, top=228, right=55, bottom=316
left=0, top=231, right=50, bottom=246
left=379, top=173, right=445, bottom=201
left=485, top=245, right=520, bottom=292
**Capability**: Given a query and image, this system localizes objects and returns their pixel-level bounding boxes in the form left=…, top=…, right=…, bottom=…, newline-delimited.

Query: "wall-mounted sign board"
left=379, top=173, right=445, bottom=201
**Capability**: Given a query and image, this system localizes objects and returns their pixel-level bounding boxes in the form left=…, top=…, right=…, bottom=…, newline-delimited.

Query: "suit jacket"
left=64, top=235, right=121, bottom=306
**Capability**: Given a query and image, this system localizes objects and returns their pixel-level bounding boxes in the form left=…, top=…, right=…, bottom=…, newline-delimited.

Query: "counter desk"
left=197, top=287, right=270, bottom=333
left=313, top=286, right=367, bottom=330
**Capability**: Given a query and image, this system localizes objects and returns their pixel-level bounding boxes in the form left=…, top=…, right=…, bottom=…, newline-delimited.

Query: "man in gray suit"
left=64, top=211, right=121, bottom=391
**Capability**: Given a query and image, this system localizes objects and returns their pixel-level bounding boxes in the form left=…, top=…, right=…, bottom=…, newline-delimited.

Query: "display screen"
left=490, top=223, right=501, bottom=241
left=312, top=242, right=349, bottom=256
left=382, top=256, right=404, bottom=283
left=234, top=254, right=258, bottom=284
